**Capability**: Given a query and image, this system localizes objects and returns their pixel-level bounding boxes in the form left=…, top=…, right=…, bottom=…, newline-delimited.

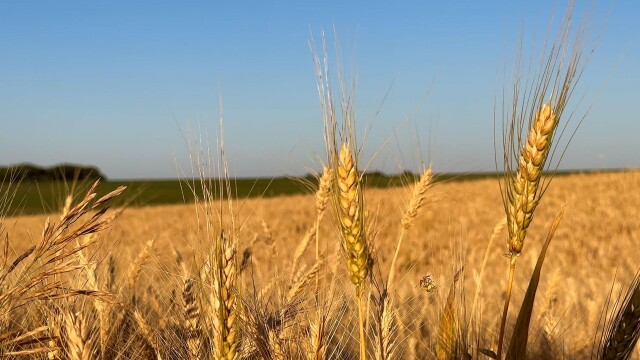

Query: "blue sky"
left=0, top=1, right=638, bottom=179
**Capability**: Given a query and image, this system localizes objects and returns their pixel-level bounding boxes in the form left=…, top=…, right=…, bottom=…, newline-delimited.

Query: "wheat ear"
left=133, top=310, right=162, bottom=360
left=59, top=308, right=97, bottom=360
left=212, top=230, right=238, bottom=360
left=336, top=144, right=371, bottom=288
left=374, top=293, right=397, bottom=360
left=506, top=103, right=557, bottom=256
left=388, top=167, right=432, bottom=290
left=315, top=166, right=333, bottom=259
left=183, top=276, right=201, bottom=359
left=308, top=317, right=326, bottom=360
left=600, top=276, right=640, bottom=360
left=287, top=259, right=322, bottom=303
left=175, top=252, right=202, bottom=360
left=123, top=238, right=156, bottom=294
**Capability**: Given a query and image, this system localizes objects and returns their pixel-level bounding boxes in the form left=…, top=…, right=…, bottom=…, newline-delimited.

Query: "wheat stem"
left=358, top=292, right=367, bottom=360
left=497, top=256, right=517, bottom=359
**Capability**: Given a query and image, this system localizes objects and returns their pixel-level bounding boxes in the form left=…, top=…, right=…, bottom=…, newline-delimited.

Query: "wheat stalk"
left=335, top=143, right=371, bottom=360
left=436, top=268, right=463, bottom=360
left=498, top=102, right=559, bottom=359
left=388, top=167, right=433, bottom=290
left=496, top=2, right=590, bottom=354
left=0, top=181, right=123, bottom=357
left=305, top=166, right=333, bottom=360
left=499, top=104, right=558, bottom=359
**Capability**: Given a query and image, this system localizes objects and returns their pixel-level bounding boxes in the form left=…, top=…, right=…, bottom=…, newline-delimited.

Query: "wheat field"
left=4, top=169, right=640, bottom=358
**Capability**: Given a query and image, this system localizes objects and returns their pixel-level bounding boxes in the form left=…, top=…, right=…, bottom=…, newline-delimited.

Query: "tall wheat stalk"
left=336, top=144, right=371, bottom=360
left=496, top=1, right=590, bottom=357
left=312, top=31, right=375, bottom=359
left=388, top=167, right=432, bottom=291
left=306, top=166, right=333, bottom=359
left=498, top=102, right=559, bottom=358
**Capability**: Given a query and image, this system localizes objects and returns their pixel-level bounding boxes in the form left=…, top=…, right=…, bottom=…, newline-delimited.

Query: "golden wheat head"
left=506, top=103, right=557, bottom=256
left=336, top=143, right=371, bottom=290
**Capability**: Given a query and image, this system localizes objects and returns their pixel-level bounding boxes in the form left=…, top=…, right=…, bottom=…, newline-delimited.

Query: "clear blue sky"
left=0, top=1, right=638, bottom=179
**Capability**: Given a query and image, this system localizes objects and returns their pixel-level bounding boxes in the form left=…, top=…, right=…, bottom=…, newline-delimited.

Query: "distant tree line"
left=0, top=163, right=106, bottom=182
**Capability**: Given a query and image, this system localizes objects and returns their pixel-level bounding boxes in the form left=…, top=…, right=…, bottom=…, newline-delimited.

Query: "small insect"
left=419, top=274, right=437, bottom=292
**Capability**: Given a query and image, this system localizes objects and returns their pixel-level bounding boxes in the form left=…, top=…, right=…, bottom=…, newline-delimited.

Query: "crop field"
left=3, top=170, right=640, bottom=359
